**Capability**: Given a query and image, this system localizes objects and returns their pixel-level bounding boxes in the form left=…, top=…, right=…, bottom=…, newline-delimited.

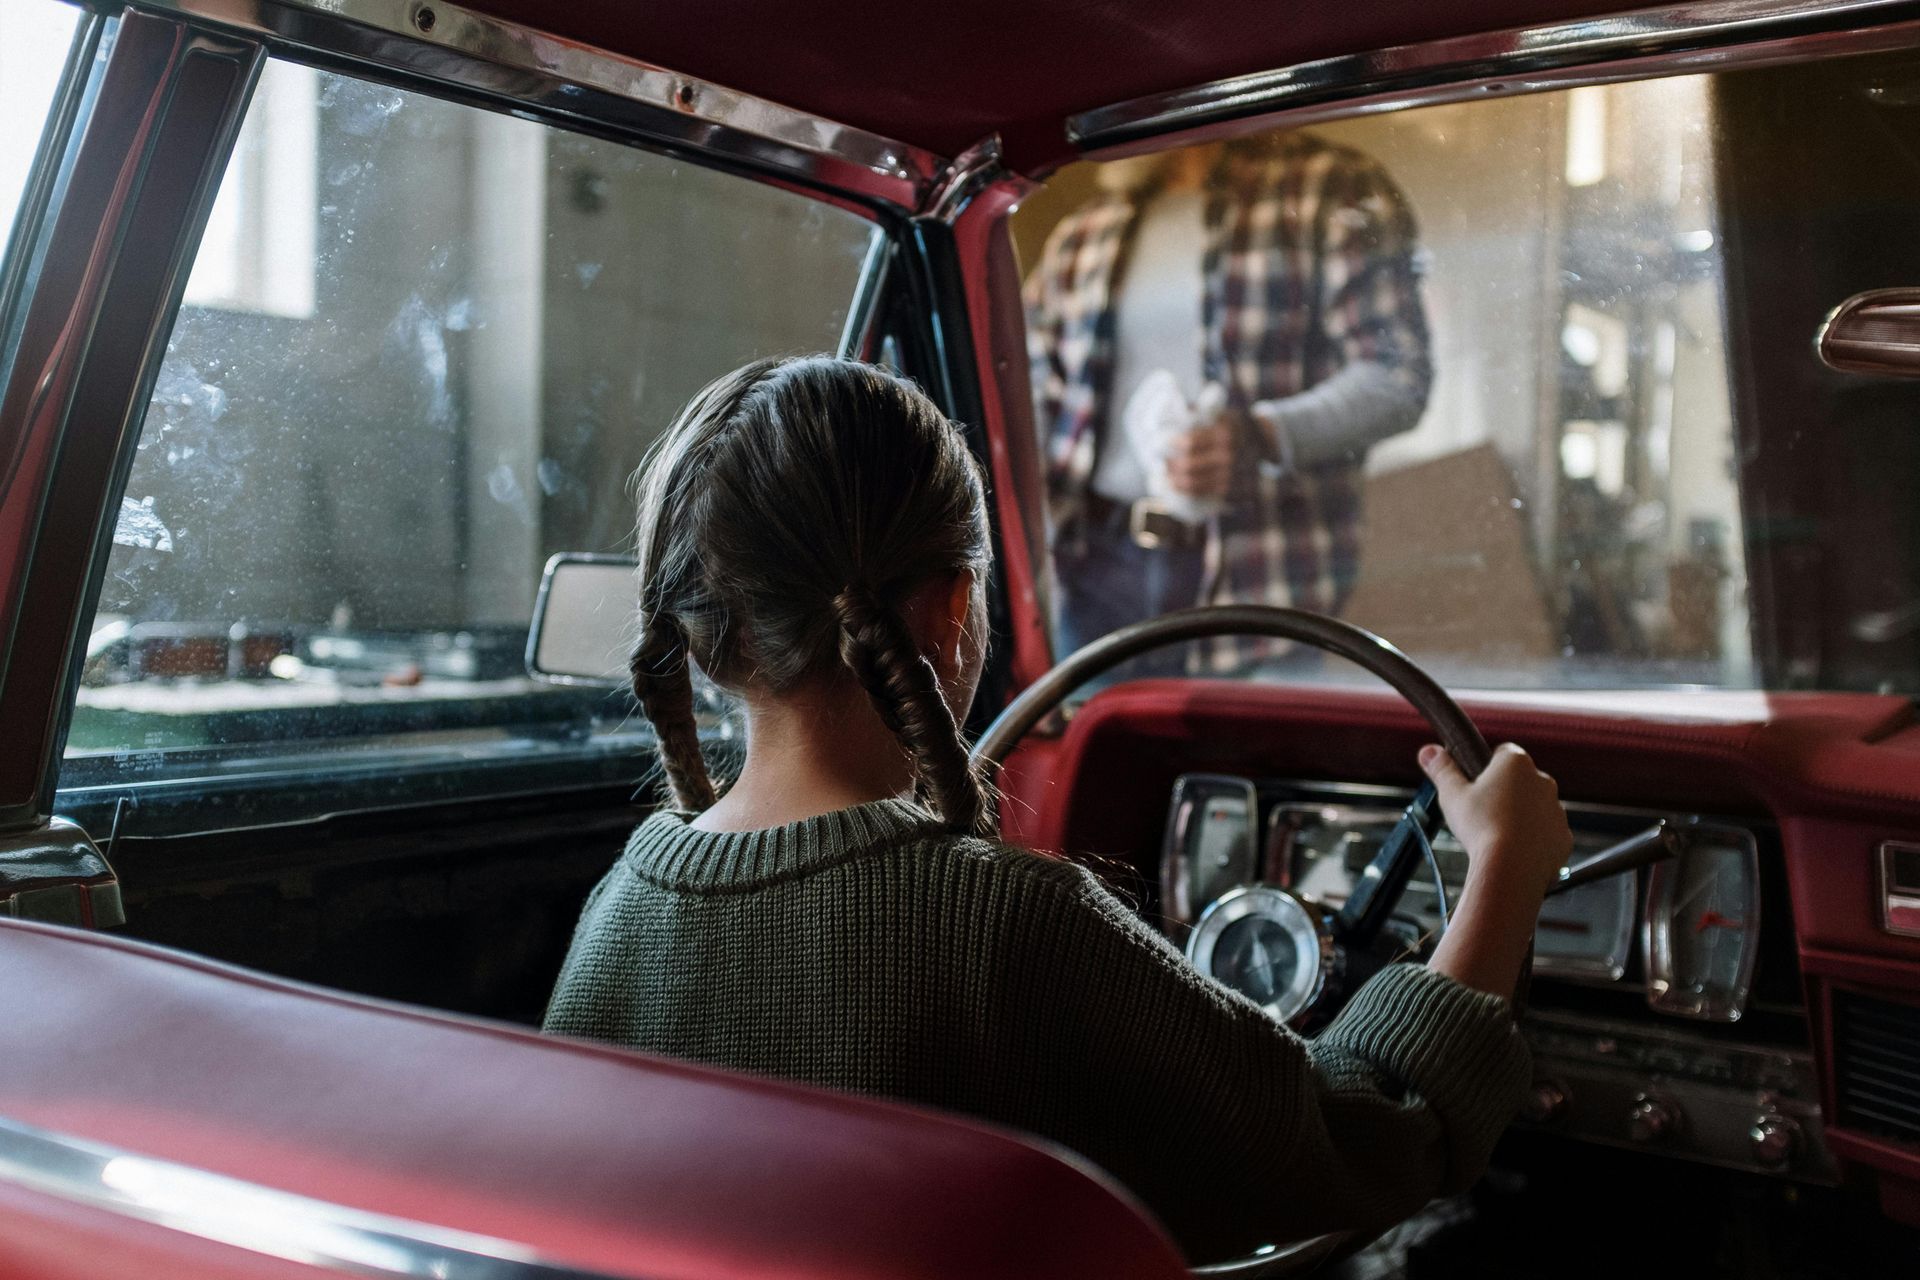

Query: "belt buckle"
left=1129, top=498, right=1175, bottom=551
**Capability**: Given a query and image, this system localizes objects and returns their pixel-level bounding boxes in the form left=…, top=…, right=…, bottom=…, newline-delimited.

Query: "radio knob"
left=1626, top=1093, right=1681, bottom=1143
left=1522, top=1079, right=1570, bottom=1125
left=1749, top=1112, right=1802, bottom=1169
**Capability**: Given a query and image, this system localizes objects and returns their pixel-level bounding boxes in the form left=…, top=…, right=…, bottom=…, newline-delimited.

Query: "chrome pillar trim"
left=838, top=231, right=893, bottom=359
left=128, top=0, right=943, bottom=209
left=920, top=134, right=1033, bottom=223
left=0, top=14, right=264, bottom=831
left=0, top=1111, right=628, bottom=1279
left=1070, top=0, right=1920, bottom=151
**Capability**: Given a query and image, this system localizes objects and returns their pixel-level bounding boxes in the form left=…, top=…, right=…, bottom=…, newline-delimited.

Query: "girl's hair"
left=628, top=356, right=995, bottom=836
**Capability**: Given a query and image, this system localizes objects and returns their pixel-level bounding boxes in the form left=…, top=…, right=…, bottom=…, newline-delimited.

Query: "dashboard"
left=1161, top=773, right=1835, bottom=1183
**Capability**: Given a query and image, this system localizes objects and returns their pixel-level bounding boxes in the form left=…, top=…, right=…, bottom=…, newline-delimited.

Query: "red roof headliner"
left=464, top=0, right=1654, bottom=171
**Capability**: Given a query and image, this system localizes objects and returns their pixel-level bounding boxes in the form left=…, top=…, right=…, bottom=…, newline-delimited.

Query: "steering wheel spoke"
left=1335, top=780, right=1441, bottom=947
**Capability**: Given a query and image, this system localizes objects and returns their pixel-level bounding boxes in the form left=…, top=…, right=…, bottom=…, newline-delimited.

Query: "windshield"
left=1015, top=54, right=1920, bottom=695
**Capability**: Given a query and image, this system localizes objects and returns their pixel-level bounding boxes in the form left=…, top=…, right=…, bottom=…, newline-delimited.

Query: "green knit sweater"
left=544, top=797, right=1530, bottom=1259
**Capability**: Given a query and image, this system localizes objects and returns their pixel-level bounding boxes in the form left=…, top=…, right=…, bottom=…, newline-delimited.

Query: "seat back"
left=0, top=918, right=1188, bottom=1280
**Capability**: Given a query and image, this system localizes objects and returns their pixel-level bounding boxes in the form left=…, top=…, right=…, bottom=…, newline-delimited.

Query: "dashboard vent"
left=1835, top=991, right=1920, bottom=1147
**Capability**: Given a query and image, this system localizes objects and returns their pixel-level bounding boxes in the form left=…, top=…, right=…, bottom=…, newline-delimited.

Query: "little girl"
left=545, top=355, right=1571, bottom=1261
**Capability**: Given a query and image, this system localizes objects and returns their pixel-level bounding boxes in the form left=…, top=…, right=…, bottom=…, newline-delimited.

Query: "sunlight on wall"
left=0, top=0, right=82, bottom=253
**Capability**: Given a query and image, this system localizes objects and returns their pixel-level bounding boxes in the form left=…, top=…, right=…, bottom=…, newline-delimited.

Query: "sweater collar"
left=622, top=795, right=940, bottom=890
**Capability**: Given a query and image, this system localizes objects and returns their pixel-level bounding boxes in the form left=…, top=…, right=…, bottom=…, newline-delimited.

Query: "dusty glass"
left=1016, top=57, right=1920, bottom=695
left=63, top=59, right=879, bottom=780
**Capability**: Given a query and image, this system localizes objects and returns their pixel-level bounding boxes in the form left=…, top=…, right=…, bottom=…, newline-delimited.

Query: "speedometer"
left=1187, top=886, right=1337, bottom=1027
left=1644, top=829, right=1761, bottom=1022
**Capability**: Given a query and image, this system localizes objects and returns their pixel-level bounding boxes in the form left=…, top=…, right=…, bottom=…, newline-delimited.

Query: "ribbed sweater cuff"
left=1317, top=963, right=1531, bottom=1185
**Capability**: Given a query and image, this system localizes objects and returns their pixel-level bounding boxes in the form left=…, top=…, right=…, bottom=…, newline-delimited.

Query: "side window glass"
left=0, top=0, right=83, bottom=253
left=61, top=60, right=880, bottom=808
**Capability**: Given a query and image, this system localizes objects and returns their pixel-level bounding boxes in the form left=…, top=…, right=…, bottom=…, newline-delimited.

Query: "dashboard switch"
left=1749, top=1112, right=1802, bottom=1169
left=1627, top=1093, right=1681, bottom=1143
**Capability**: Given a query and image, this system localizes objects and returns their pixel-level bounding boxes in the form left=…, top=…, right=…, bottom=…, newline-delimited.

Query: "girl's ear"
left=902, top=571, right=975, bottom=676
left=943, top=569, right=976, bottom=655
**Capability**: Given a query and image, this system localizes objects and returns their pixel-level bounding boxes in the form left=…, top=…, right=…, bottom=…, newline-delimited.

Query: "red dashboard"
left=998, top=679, right=1920, bottom=1225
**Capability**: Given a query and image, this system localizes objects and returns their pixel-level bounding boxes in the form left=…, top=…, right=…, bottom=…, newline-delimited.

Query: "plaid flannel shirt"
left=1025, top=133, right=1432, bottom=670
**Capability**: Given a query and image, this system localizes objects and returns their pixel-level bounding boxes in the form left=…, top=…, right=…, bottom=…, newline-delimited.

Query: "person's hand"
left=1420, top=742, right=1571, bottom=1001
left=1164, top=420, right=1233, bottom=498
left=1419, top=742, right=1571, bottom=892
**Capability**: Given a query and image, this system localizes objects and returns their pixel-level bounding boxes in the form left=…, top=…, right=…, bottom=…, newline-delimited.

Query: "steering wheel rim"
left=973, top=605, right=1491, bottom=778
left=971, top=605, right=1524, bottom=1279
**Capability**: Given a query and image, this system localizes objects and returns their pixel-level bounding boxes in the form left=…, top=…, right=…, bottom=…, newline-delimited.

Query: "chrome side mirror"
left=1816, top=288, right=1920, bottom=376
left=526, top=554, right=639, bottom=686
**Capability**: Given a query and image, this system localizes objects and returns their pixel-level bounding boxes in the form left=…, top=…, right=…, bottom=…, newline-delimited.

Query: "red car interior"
left=0, top=917, right=1188, bottom=1280
left=458, top=0, right=1660, bottom=170
left=6, top=0, right=1920, bottom=1274
left=997, top=679, right=1920, bottom=1225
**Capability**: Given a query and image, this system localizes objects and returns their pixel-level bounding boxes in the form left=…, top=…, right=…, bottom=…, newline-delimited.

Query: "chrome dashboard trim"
left=1068, top=0, right=1920, bottom=153
left=1187, top=884, right=1337, bottom=1027
left=1267, top=793, right=1641, bottom=985
left=1162, top=773, right=1261, bottom=929
left=1643, top=825, right=1762, bottom=1022
left=1195, top=778, right=1777, bottom=999
left=1879, top=841, right=1920, bottom=938
left=124, top=0, right=943, bottom=210
left=0, top=1111, right=622, bottom=1278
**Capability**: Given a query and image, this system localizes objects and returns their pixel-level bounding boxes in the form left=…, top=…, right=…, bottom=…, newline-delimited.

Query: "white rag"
left=1120, top=370, right=1229, bottom=525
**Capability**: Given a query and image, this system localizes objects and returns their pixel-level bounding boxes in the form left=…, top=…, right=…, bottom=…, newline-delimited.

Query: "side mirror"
left=1817, top=288, right=1920, bottom=376
left=527, top=554, right=639, bottom=686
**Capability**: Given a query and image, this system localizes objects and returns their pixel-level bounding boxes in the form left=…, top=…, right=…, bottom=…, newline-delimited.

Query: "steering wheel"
left=971, top=604, right=1523, bottom=1278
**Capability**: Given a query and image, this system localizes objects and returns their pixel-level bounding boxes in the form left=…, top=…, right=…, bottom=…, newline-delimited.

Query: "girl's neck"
left=690, top=682, right=915, bottom=832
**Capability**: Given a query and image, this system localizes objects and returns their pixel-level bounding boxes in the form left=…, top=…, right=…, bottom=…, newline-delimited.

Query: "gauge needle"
left=1696, top=910, right=1746, bottom=933
left=1247, top=935, right=1276, bottom=1000
left=1673, top=869, right=1719, bottom=920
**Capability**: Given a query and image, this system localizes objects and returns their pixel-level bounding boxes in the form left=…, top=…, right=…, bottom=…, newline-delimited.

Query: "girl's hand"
left=1419, top=742, right=1572, bottom=893
left=1419, top=742, right=1573, bottom=1001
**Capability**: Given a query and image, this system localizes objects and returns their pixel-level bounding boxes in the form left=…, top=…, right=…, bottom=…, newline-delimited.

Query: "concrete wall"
left=100, top=64, right=875, bottom=637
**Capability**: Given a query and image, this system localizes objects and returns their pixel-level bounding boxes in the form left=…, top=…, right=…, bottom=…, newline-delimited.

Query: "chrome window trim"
left=0, top=1111, right=625, bottom=1279
left=0, top=8, right=105, bottom=383
left=1069, top=0, right=1920, bottom=152
left=921, top=135, right=1024, bottom=224
left=0, top=14, right=266, bottom=832
left=124, top=0, right=943, bottom=210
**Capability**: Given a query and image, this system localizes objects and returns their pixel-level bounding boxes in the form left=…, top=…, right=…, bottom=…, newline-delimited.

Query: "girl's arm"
left=998, top=753, right=1567, bottom=1258
left=1002, top=861, right=1528, bottom=1257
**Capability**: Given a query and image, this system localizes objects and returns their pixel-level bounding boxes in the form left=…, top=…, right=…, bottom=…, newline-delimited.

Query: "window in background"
left=0, top=0, right=83, bottom=255
left=60, top=59, right=880, bottom=805
left=181, top=62, right=318, bottom=318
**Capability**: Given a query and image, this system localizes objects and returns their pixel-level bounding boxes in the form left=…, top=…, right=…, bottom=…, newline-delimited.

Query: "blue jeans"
left=1054, top=508, right=1208, bottom=680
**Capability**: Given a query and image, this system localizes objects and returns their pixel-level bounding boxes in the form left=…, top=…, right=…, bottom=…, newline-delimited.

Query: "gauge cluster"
left=1163, top=775, right=1766, bottom=1024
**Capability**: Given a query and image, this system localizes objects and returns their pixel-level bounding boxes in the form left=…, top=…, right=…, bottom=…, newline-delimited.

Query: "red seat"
left=0, top=918, right=1188, bottom=1279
